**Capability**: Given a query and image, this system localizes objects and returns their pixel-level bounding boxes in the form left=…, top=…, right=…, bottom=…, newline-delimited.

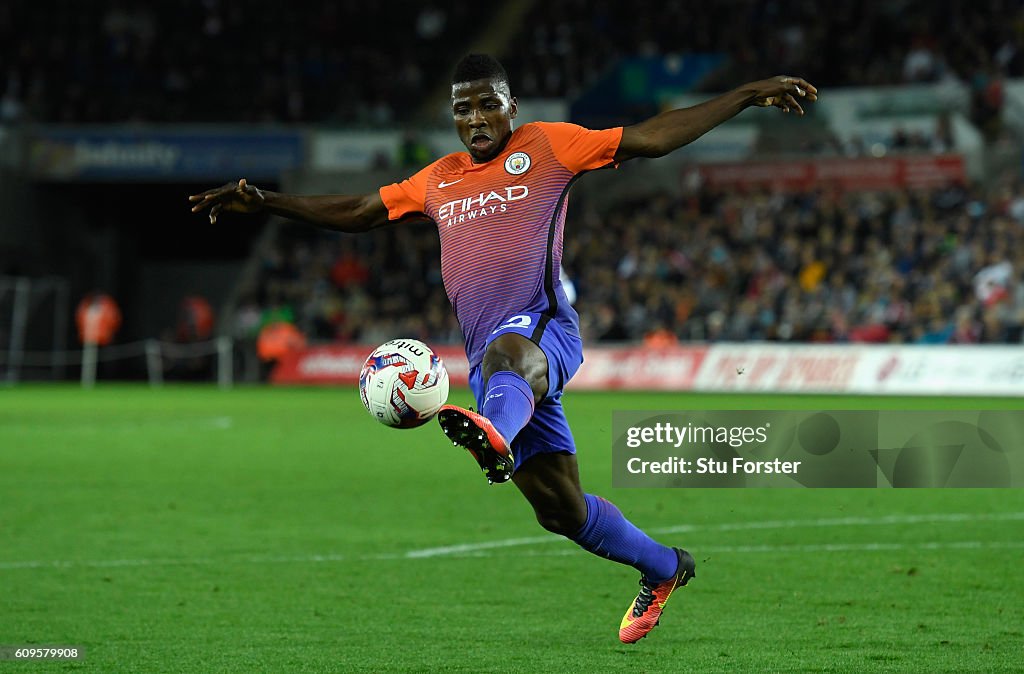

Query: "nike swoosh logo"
left=438, top=179, right=464, bottom=188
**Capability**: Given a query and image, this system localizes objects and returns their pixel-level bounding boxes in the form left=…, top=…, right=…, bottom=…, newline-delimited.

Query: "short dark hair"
left=451, top=54, right=509, bottom=87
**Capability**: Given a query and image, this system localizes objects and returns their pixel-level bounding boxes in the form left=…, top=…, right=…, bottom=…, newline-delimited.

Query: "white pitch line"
left=505, top=540, right=1024, bottom=557
left=3, top=416, right=235, bottom=435
left=3, top=511, right=1022, bottom=571
left=404, top=535, right=555, bottom=559
left=0, top=552, right=400, bottom=571
left=649, top=510, right=1024, bottom=536
left=405, top=511, right=1024, bottom=559
left=1, top=540, right=1022, bottom=571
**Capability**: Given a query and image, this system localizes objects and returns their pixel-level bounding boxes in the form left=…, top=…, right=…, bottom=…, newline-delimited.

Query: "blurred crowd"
left=238, top=182, right=1024, bottom=348
left=509, top=0, right=1024, bottom=96
left=756, top=117, right=958, bottom=159
left=568, top=181, right=1024, bottom=345
left=0, top=0, right=468, bottom=124
left=234, top=220, right=461, bottom=349
left=699, top=0, right=1024, bottom=89
left=4, top=1, right=1022, bottom=124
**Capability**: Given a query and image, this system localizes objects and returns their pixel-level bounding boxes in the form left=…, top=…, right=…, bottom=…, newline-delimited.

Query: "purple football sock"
left=480, top=370, right=536, bottom=443
left=571, top=493, right=678, bottom=582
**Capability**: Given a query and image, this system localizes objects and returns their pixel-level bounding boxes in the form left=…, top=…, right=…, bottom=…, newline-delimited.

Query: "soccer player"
left=189, top=54, right=816, bottom=643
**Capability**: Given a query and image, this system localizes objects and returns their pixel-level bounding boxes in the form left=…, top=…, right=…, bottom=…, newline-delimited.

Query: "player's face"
left=452, top=78, right=518, bottom=163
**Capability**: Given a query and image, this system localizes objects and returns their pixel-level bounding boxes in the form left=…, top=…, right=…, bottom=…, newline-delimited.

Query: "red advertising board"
left=570, top=346, right=707, bottom=390
left=693, top=344, right=861, bottom=392
left=271, top=345, right=471, bottom=386
left=271, top=342, right=1022, bottom=396
left=698, top=155, right=964, bottom=192
left=271, top=344, right=708, bottom=390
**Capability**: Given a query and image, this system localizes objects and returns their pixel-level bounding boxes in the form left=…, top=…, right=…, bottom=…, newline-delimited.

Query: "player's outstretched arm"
left=615, top=76, right=818, bottom=162
left=188, top=179, right=391, bottom=233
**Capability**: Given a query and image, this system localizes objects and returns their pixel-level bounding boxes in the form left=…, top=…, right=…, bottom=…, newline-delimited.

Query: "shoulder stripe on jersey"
left=542, top=170, right=588, bottom=317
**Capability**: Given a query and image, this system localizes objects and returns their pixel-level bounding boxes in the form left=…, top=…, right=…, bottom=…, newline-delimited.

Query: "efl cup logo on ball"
left=359, top=339, right=449, bottom=428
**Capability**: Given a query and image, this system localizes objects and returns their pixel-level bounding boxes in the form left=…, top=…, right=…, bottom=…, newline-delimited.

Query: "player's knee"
left=534, top=508, right=586, bottom=538
left=482, top=348, right=518, bottom=377
left=482, top=338, right=547, bottom=401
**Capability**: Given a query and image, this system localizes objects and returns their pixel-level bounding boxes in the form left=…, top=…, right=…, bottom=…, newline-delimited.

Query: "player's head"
left=451, top=54, right=518, bottom=163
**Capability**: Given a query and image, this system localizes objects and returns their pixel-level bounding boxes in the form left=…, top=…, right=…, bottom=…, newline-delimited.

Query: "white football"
left=359, top=339, right=449, bottom=428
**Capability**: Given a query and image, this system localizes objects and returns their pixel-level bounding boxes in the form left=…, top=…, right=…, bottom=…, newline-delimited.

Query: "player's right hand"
left=188, top=179, right=265, bottom=224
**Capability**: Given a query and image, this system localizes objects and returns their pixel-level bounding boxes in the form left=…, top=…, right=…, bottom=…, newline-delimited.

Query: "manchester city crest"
left=504, top=151, right=531, bottom=175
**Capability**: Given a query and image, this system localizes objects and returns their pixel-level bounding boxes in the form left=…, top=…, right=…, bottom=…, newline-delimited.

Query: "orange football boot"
left=619, top=548, right=696, bottom=643
left=437, top=405, right=514, bottom=484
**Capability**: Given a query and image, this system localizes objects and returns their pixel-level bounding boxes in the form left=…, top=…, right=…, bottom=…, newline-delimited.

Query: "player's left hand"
left=749, top=76, right=818, bottom=115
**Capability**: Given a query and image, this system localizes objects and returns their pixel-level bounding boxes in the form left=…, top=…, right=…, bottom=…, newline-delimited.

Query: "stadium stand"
left=237, top=219, right=460, bottom=348
left=3, top=1, right=1023, bottom=383
left=249, top=180, right=1024, bottom=349
left=567, top=182, right=1024, bottom=345
left=0, top=0, right=473, bottom=123
left=503, top=0, right=1024, bottom=97
left=5, top=1, right=1021, bottom=123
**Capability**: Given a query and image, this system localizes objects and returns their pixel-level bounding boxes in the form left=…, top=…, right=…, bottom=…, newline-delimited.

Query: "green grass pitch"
left=1, top=385, right=1022, bottom=672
